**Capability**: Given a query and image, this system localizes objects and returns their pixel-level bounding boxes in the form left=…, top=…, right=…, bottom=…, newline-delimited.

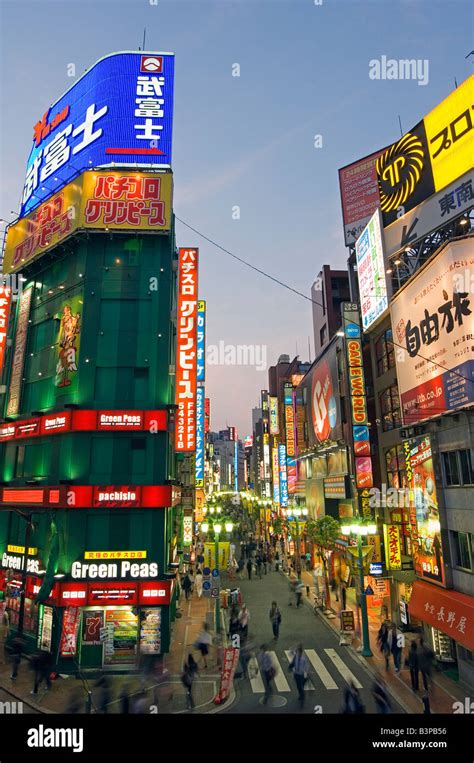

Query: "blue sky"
left=0, top=0, right=471, bottom=435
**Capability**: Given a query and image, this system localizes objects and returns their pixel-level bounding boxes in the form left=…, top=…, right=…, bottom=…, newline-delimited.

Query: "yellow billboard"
left=424, top=75, right=473, bottom=192
left=4, top=170, right=173, bottom=273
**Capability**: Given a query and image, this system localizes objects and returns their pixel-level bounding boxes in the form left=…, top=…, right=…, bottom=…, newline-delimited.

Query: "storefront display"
left=104, top=609, right=138, bottom=666
left=140, top=608, right=161, bottom=654
left=37, top=605, right=53, bottom=651
left=432, top=628, right=456, bottom=663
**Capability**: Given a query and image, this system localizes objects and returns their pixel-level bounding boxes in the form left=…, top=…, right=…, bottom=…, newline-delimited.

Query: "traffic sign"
left=211, top=588, right=219, bottom=598
left=211, top=568, right=220, bottom=578
left=365, top=585, right=374, bottom=595
left=202, top=580, right=211, bottom=590
left=203, top=567, right=211, bottom=576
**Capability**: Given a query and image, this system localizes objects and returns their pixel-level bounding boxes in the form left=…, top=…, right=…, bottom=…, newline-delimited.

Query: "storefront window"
left=385, top=445, right=407, bottom=490
left=451, top=531, right=473, bottom=571
left=443, top=450, right=473, bottom=486
left=380, top=384, right=401, bottom=431
left=375, top=329, right=395, bottom=376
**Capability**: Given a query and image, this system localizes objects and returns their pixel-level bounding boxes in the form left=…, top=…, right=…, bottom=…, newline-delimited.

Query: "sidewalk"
left=0, top=592, right=225, bottom=714
left=297, top=568, right=467, bottom=714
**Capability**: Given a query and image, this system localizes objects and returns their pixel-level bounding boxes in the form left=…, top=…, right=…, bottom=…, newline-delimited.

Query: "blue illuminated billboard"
left=195, top=386, right=205, bottom=488
left=197, top=301, right=206, bottom=382
left=20, top=51, right=174, bottom=217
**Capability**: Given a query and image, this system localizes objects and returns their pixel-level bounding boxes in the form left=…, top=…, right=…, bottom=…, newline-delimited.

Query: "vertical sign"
left=197, top=300, right=206, bottom=382
left=343, top=303, right=374, bottom=517
left=284, top=383, right=297, bottom=494
left=234, top=439, right=238, bottom=493
left=0, top=287, right=12, bottom=378
left=60, top=606, right=81, bottom=656
left=6, top=287, right=33, bottom=417
left=195, top=386, right=205, bottom=488
left=278, top=444, right=288, bottom=508
left=269, top=396, right=279, bottom=435
left=272, top=447, right=280, bottom=504
left=384, top=524, right=402, bottom=570
left=204, top=397, right=210, bottom=433
left=183, top=515, right=193, bottom=545
left=175, top=248, right=199, bottom=451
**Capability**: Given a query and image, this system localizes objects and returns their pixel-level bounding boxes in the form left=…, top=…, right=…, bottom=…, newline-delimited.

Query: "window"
left=451, top=531, right=473, bottom=571
left=385, top=445, right=407, bottom=489
left=442, top=450, right=473, bottom=486
left=375, top=329, right=395, bottom=376
left=379, top=384, right=401, bottom=431
left=320, top=325, right=327, bottom=346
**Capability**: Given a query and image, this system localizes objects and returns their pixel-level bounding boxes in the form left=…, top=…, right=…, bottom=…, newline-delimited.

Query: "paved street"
left=223, top=568, right=404, bottom=714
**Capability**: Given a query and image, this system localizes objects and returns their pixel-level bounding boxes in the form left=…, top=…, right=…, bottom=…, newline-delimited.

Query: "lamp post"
left=284, top=507, right=308, bottom=580
left=341, top=521, right=376, bottom=658
left=201, top=512, right=233, bottom=636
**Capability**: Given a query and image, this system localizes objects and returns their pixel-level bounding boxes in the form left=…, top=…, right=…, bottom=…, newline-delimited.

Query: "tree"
left=306, top=515, right=340, bottom=610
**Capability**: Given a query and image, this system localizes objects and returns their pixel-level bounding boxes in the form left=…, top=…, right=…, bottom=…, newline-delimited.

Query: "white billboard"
left=356, top=209, right=389, bottom=331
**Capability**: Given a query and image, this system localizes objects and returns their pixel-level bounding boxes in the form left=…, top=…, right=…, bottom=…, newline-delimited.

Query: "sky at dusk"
left=0, top=0, right=472, bottom=436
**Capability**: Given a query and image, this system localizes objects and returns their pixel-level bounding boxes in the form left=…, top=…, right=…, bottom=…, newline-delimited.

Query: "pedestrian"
left=295, top=579, right=304, bottom=608
left=342, top=680, right=365, bottom=714
left=9, top=635, right=24, bottom=681
left=258, top=645, right=275, bottom=705
left=132, top=689, right=148, bottom=714
left=30, top=650, right=52, bottom=695
left=289, top=644, right=310, bottom=705
left=340, top=580, right=347, bottom=611
left=377, top=622, right=390, bottom=670
left=388, top=623, right=402, bottom=673
left=194, top=623, right=212, bottom=668
left=418, top=637, right=435, bottom=691
left=256, top=555, right=263, bottom=579
left=0, top=608, right=10, bottom=665
left=288, top=576, right=297, bottom=606
left=330, top=577, right=339, bottom=602
left=407, top=640, right=419, bottom=692
left=274, top=550, right=280, bottom=572
left=263, top=552, right=268, bottom=575
left=246, top=558, right=253, bottom=581
left=372, top=673, right=392, bottom=714
left=238, top=604, right=250, bottom=641
left=182, top=571, right=192, bottom=601
left=238, top=638, right=256, bottom=680
left=269, top=601, right=282, bottom=640
left=228, top=605, right=240, bottom=641
left=96, top=675, right=111, bottom=713
left=237, top=557, right=244, bottom=579
left=194, top=567, right=203, bottom=598
left=120, top=684, right=131, bottom=714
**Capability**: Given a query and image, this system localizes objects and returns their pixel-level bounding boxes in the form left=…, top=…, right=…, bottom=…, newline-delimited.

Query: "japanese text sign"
left=175, top=248, right=199, bottom=451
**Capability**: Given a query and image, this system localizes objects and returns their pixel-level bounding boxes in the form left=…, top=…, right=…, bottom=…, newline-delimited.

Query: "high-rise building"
left=311, top=265, right=350, bottom=356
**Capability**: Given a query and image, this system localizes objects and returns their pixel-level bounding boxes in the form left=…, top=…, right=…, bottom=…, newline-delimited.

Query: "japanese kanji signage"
left=272, top=447, right=280, bottom=504
left=408, top=580, right=474, bottom=651
left=383, top=524, right=402, bottom=570
left=60, top=606, right=81, bottom=657
left=175, top=248, right=199, bottom=452
left=355, top=209, right=389, bottom=331
left=391, top=238, right=474, bottom=424
left=195, top=385, right=205, bottom=488
left=0, top=288, right=13, bottom=379
left=269, top=396, right=279, bottom=435
left=377, top=75, right=472, bottom=226
left=6, top=287, right=33, bottom=417
left=338, top=148, right=386, bottom=246
left=404, top=435, right=445, bottom=587
left=278, top=444, right=289, bottom=508
left=197, top=301, right=206, bottom=382
left=20, top=51, right=174, bottom=217
left=4, top=170, right=173, bottom=273
left=204, top=397, right=210, bottom=433
left=215, top=647, right=240, bottom=704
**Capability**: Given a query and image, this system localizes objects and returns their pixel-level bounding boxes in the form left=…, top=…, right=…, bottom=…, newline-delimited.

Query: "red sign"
left=175, top=248, right=199, bottom=452
left=355, top=456, right=374, bottom=488
left=88, top=582, right=138, bottom=606
left=409, top=580, right=474, bottom=652
left=93, top=486, right=141, bottom=508
left=140, top=55, right=163, bottom=73
left=82, top=610, right=104, bottom=644
left=204, top=398, right=210, bottom=432
left=97, top=410, right=143, bottom=430
left=214, top=647, right=240, bottom=704
left=311, top=359, right=333, bottom=443
left=16, top=418, right=41, bottom=438
left=6, top=287, right=32, bottom=417
left=338, top=148, right=385, bottom=246
left=60, top=606, right=81, bottom=656
left=40, top=411, right=71, bottom=434
left=0, top=424, right=16, bottom=441
left=138, top=580, right=171, bottom=605
left=0, top=287, right=12, bottom=377
left=59, top=583, right=88, bottom=606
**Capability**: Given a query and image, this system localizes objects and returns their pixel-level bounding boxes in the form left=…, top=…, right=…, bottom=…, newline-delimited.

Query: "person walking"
left=342, top=680, right=365, bottom=714
left=194, top=568, right=203, bottom=598
left=0, top=608, right=10, bottom=665
left=258, top=645, right=275, bottom=705
left=195, top=623, right=212, bottom=668
left=377, top=622, right=390, bottom=670
left=10, top=635, right=24, bottom=681
left=30, top=650, right=53, bottom=695
left=340, top=580, right=347, bottom=611
left=295, top=579, right=304, bottom=608
left=372, top=673, right=392, bottom=714
left=182, top=652, right=198, bottom=707
left=238, top=604, right=250, bottom=641
left=256, top=555, right=263, bottom=580
left=388, top=623, right=402, bottom=673
left=407, top=640, right=419, bottom=692
left=269, top=601, right=282, bottom=640
left=182, top=572, right=192, bottom=601
left=289, top=644, right=310, bottom=706
left=246, top=558, right=253, bottom=581
left=228, top=605, right=240, bottom=642
left=418, top=637, right=435, bottom=692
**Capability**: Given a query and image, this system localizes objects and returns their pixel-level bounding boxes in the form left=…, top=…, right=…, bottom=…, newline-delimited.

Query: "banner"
left=60, top=606, right=81, bottom=657
left=6, top=287, right=33, bottom=417
left=175, top=248, right=199, bottom=451
left=5, top=171, right=173, bottom=273
left=195, top=386, right=205, bottom=488
left=197, top=301, right=206, bottom=382
left=214, top=647, right=240, bottom=704
left=384, top=524, right=402, bottom=570
left=338, top=148, right=386, bottom=246
left=0, top=288, right=13, bottom=379
left=54, top=293, right=82, bottom=393
left=269, top=396, right=279, bottom=434
left=203, top=542, right=230, bottom=570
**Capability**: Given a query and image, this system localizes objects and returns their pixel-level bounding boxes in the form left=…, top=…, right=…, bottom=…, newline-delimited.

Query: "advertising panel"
left=356, top=209, right=389, bottom=331
left=204, top=397, right=210, bottom=432
left=104, top=609, right=138, bottom=665
left=195, top=386, right=205, bottom=488
left=301, top=341, right=342, bottom=445
left=54, top=294, right=82, bottom=393
left=391, top=239, right=474, bottom=424
left=175, top=248, right=199, bottom=452
left=272, top=447, right=280, bottom=504
left=20, top=51, right=174, bottom=217
left=284, top=384, right=296, bottom=456
left=0, top=288, right=13, bottom=378
left=278, top=444, right=288, bottom=508
left=183, top=516, right=193, bottom=545
left=140, top=608, right=161, bottom=654
left=82, top=610, right=104, bottom=645
left=383, top=524, right=402, bottom=570
left=5, top=287, right=33, bottom=417
left=60, top=606, right=81, bottom=657
left=4, top=171, right=173, bottom=273
left=269, top=396, right=279, bottom=435
left=338, top=148, right=386, bottom=246
left=197, top=301, right=206, bottom=382
left=405, top=435, right=445, bottom=586
left=376, top=75, right=472, bottom=227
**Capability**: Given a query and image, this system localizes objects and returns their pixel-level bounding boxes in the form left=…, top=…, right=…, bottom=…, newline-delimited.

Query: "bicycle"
left=312, top=591, right=326, bottom=613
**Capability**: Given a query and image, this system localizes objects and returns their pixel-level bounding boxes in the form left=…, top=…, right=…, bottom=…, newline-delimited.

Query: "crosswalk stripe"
left=305, top=649, right=338, bottom=690
left=324, top=648, right=363, bottom=688
left=267, top=652, right=291, bottom=692
left=249, top=667, right=265, bottom=693
left=284, top=651, right=315, bottom=691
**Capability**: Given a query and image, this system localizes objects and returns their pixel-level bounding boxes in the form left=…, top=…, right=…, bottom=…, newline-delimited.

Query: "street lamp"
left=341, top=521, right=375, bottom=657
left=284, top=507, right=308, bottom=580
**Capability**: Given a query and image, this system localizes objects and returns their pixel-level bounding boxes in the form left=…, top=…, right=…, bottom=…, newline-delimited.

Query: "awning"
left=408, top=580, right=474, bottom=651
